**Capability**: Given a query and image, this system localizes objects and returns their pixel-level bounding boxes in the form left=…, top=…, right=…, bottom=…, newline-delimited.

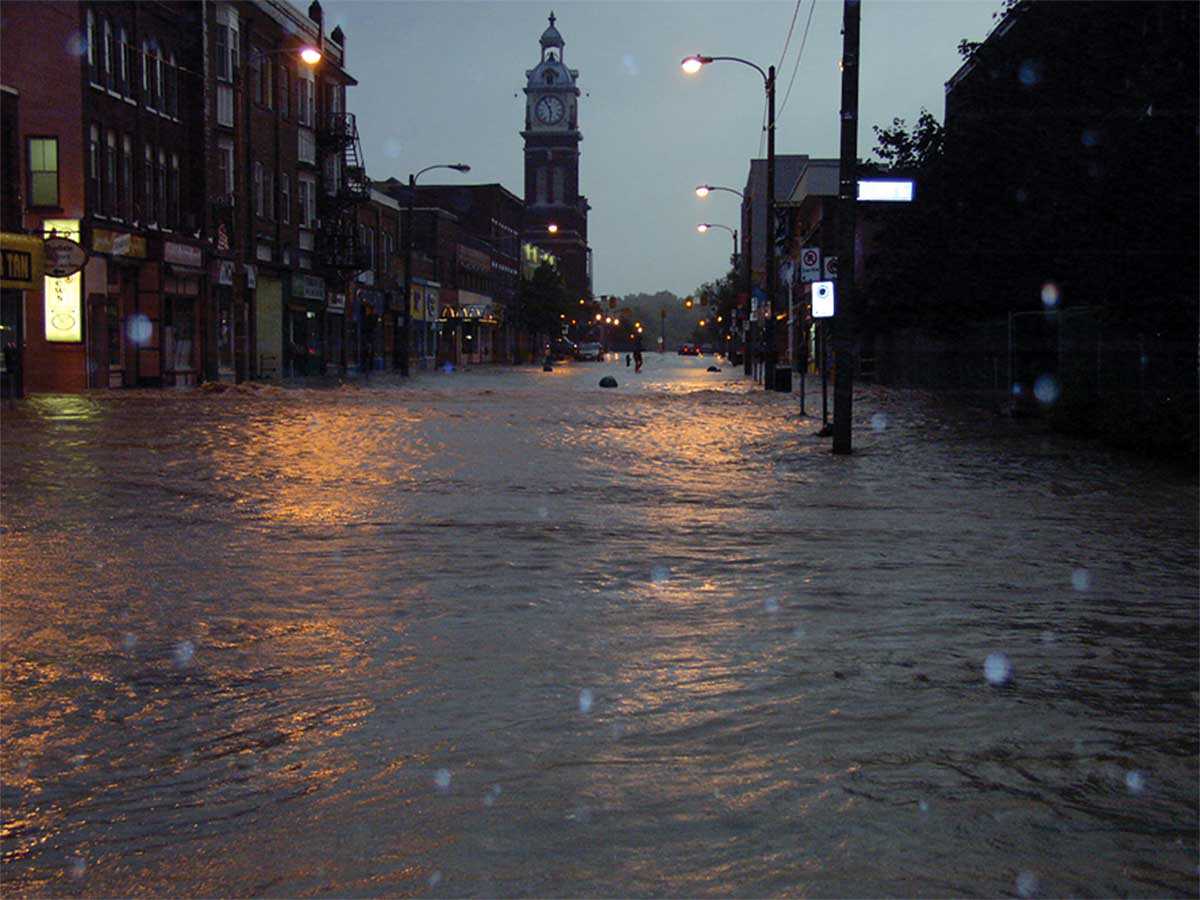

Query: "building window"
left=263, top=57, right=273, bottom=110
left=165, top=53, right=178, bottom=118
left=169, top=153, right=180, bottom=227
left=143, top=143, right=154, bottom=222
left=383, top=232, right=392, bottom=272
left=265, top=169, right=275, bottom=221
left=103, top=18, right=115, bottom=89
left=105, top=130, right=117, bottom=216
left=88, top=126, right=102, bottom=212
left=118, top=27, right=129, bottom=93
left=249, top=48, right=263, bottom=106
left=157, top=149, right=167, bottom=225
left=278, top=64, right=289, bottom=119
left=253, top=161, right=264, bottom=217
left=86, top=9, right=96, bottom=78
left=142, top=40, right=155, bottom=110
left=28, top=137, right=59, bottom=208
left=217, top=139, right=234, bottom=202
left=280, top=174, right=290, bottom=224
left=297, top=70, right=314, bottom=126
left=215, top=21, right=238, bottom=83
left=298, top=175, right=315, bottom=227
left=124, top=34, right=138, bottom=99
left=121, top=135, right=133, bottom=220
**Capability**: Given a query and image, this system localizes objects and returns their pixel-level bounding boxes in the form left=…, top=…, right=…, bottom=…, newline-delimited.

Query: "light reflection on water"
left=1, top=355, right=1197, bottom=897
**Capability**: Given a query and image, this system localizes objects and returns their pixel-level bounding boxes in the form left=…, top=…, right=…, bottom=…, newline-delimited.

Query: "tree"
left=518, top=261, right=569, bottom=353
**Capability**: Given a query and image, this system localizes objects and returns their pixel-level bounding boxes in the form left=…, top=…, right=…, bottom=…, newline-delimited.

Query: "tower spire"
left=548, top=11, right=555, bottom=27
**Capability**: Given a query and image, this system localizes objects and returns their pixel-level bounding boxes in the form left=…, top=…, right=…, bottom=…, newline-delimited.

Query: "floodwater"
left=2, top=353, right=1197, bottom=898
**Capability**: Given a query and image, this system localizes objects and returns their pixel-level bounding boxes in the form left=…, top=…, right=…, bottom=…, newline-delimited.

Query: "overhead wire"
left=776, top=0, right=803, bottom=72
left=778, top=0, right=818, bottom=117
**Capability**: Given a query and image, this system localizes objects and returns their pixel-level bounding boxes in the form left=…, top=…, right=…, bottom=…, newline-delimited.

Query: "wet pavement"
left=2, top=353, right=1197, bottom=897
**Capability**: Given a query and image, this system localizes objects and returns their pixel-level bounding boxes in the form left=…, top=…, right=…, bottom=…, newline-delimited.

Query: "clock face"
left=535, top=95, right=566, bottom=125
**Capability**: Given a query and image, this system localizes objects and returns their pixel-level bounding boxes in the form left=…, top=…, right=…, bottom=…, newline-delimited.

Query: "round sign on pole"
left=43, top=237, right=88, bottom=278
left=801, top=248, right=819, bottom=267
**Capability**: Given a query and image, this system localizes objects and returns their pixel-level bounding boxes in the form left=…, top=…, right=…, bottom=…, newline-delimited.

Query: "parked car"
left=549, top=338, right=577, bottom=361
left=577, top=342, right=604, bottom=361
left=677, top=344, right=700, bottom=356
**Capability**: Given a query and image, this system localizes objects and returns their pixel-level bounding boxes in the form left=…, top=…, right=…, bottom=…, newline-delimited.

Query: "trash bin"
left=774, top=367, right=793, bottom=392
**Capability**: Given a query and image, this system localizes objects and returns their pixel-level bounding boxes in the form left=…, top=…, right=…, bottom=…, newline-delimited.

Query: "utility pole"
left=743, top=195, right=753, bottom=375
left=832, top=0, right=860, bottom=454
left=763, top=64, right=777, bottom=391
left=660, top=305, right=666, bottom=352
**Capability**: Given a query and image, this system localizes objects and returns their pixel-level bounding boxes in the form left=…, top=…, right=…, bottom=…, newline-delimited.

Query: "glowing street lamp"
left=695, top=184, right=744, bottom=200
left=547, top=223, right=558, bottom=234
left=682, top=50, right=778, bottom=388
left=299, top=46, right=323, bottom=65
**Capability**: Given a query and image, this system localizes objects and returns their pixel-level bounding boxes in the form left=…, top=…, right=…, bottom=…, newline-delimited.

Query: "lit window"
left=28, top=137, right=59, bottom=207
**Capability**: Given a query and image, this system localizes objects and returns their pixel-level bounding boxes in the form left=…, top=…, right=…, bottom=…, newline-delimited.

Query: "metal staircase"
left=317, top=111, right=369, bottom=271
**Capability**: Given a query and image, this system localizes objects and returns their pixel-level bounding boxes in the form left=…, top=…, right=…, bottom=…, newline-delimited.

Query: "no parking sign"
left=799, top=247, right=821, bottom=283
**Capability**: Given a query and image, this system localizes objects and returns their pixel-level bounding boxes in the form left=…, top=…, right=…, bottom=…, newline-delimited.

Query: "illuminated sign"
left=812, top=280, right=835, bottom=318
left=1, top=232, right=41, bottom=289
left=43, top=220, right=82, bottom=342
left=856, top=179, right=914, bottom=202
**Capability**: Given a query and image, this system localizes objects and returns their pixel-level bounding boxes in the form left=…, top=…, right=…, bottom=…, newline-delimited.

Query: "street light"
left=547, top=223, right=558, bottom=234
left=299, top=46, right=323, bottom=65
left=696, top=222, right=738, bottom=263
left=695, top=184, right=744, bottom=200
left=402, top=162, right=470, bottom=376
left=683, top=52, right=777, bottom=390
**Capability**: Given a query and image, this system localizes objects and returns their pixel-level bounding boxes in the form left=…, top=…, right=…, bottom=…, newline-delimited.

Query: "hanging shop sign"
left=291, top=273, right=325, bottom=301
left=213, top=260, right=235, bottom=286
left=244, top=264, right=256, bottom=289
left=1, top=232, right=42, bottom=289
left=92, top=228, right=147, bottom=259
left=327, top=292, right=346, bottom=312
left=43, top=236, right=88, bottom=279
left=43, top=220, right=82, bottom=342
left=164, top=241, right=203, bottom=268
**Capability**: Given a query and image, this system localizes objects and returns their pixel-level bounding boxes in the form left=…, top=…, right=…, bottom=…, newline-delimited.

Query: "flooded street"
left=2, top=354, right=1197, bottom=898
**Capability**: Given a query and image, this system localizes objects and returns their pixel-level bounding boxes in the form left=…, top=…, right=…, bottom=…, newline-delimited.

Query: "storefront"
left=0, top=232, right=41, bottom=398
left=161, top=241, right=205, bottom=387
left=459, top=291, right=500, bottom=365
left=355, top=287, right=386, bottom=373
left=326, top=290, right=346, bottom=375
left=288, top=273, right=326, bottom=376
left=212, top=259, right=237, bottom=381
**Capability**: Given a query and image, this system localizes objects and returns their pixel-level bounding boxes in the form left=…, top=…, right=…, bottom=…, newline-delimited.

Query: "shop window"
left=28, top=137, right=59, bottom=208
left=280, top=174, right=290, bottom=224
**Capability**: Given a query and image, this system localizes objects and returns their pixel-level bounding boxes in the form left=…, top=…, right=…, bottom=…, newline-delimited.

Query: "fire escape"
left=316, top=111, right=370, bottom=271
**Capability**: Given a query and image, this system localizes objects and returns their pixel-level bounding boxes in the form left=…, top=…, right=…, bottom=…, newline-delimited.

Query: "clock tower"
left=521, top=12, right=591, bottom=300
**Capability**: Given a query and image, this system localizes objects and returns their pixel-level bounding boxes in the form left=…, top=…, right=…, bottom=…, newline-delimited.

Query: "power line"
left=778, top=0, right=818, bottom=117
left=777, top=0, right=803, bottom=71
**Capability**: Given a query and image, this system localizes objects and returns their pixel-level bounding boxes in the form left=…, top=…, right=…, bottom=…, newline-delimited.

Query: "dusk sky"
left=325, top=1, right=1000, bottom=297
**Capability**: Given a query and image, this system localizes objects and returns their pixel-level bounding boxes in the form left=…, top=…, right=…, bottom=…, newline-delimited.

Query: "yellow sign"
left=1, top=232, right=43, bottom=289
left=92, top=228, right=147, bottom=259
left=43, top=219, right=82, bottom=343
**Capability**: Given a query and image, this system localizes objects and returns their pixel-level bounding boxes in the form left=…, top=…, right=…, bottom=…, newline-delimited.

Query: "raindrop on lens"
left=763, top=597, right=780, bottom=614
left=483, top=784, right=502, bottom=807
left=127, top=314, right=153, bottom=346
left=1018, top=60, right=1040, bottom=86
left=434, top=768, right=452, bottom=792
left=536, top=506, right=549, bottom=520
left=1012, top=382, right=1024, bottom=397
left=173, top=640, right=195, bottom=668
left=1015, top=187, right=1028, bottom=204
left=621, top=53, right=639, bottom=76
left=918, top=799, right=929, bottom=814
left=383, top=138, right=402, bottom=159
left=650, top=564, right=670, bottom=584
left=578, top=688, right=594, bottom=714
left=1125, top=770, right=1145, bottom=794
left=65, top=32, right=88, bottom=57
left=1033, top=374, right=1059, bottom=405
left=68, top=857, right=87, bottom=880
left=792, top=625, right=806, bottom=640
left=1016, top=870, right=1038, bottom=898
left=984, top=652, right=1011, bottom=686
left=428, top=870, right=442, bottom=887
left=1080, top=128, right=1099, bottom=147
left=121, top=632, right=138, bottom=651
left=1040, top=282, right=1060, bottom=309
left=1071, top=568, right=1091, bottom=592
left=870, top=412, right=888, bottom=432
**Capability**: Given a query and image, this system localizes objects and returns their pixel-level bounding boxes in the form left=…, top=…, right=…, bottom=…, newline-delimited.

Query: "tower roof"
left=540, top=11, right=564, bottom=48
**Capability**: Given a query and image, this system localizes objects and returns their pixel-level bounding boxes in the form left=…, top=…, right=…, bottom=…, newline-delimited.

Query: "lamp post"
left=683, top=55, right=776, bottom=389
left=241, top=44, right=320, bottom=381
left=401, top=163, right=470, bottom=377
left=696, top=222, right=738, bottom=266
left=697, top=184, right=752, bottom=372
